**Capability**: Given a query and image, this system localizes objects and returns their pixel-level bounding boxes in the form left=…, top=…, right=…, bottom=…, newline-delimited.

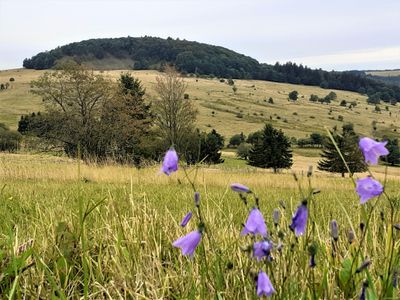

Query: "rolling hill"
left=1, top=68, right=399, bottom=141
left=22, top=37, right=400, bottom=103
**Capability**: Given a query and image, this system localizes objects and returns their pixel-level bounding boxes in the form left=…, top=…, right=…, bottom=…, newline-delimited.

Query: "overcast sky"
left=0, top=0, right=399, bottom=71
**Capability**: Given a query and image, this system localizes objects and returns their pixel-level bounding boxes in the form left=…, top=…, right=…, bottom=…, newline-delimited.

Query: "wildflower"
left=194, top=192, right=200, bottom=207
left=380, top=210, right=385, bottom=222
left=359, top=281, right=368, bottom=300
left=231, top=183, right=251, bottom=193
left=309, top=255, right=316, bottom=268
left=360, top=222, right=365, bottom=232
left=308, top=242, right=317, bottom=268
left=180, top=212, right=192, bottom=227
left=356, top=259, right=371, bottom=273
left=348, top=229, right=355, bottom=244
left=359, top=137, right=389, bottom=165
left=356, top=177, right=384, bottom=204
left=161, top=148, right=178, bottom=175
left=273, top=209, right=280, bottom=227
left=289, top=201, right=308, bottom=237
left=253, top=241, right=272, bottom=261
left=241, top=208, right=268, bottom=237
left=256, top=271, right=275, bottom=297
left=330, top=220, right=339, bottom=241
left=172, top=230, right=202, bottom=257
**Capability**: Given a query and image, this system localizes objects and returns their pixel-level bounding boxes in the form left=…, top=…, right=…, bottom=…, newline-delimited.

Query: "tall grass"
left=0, top=153, right=399, bottom=298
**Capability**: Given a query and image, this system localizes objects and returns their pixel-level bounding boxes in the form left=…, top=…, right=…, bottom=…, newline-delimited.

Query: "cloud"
left=291, top=47, right=400, bottom=70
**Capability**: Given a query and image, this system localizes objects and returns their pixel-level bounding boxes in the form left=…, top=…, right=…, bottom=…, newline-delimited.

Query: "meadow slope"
left=1, top=69, right=399, bottom=140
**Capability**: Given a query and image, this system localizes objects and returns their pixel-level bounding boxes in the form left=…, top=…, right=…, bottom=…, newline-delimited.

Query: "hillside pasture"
left=1, top=69, right=399, bottom=140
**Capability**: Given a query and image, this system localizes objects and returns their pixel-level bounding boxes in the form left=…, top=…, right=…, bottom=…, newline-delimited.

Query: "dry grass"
left=1, top=69, right=399, bottom=139
left=1, top=152, right=400, bottom=298
left=366, top=70, right=400, bottom=77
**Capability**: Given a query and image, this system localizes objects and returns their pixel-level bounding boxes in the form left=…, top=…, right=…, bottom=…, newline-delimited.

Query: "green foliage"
left=0, top=123, right=22, bottom=152
left=340, top=100, right=347, bottom=106
left=309, top=94, right=319, bottom=102
left=22, top=37, right=400, bottom=102
left=246, top=130, right=263, bottom=144
left=227, top=78, right=235, bottom=86
left=22, top=64, right=153, bottom=164
left=200, top=129, right=224, bottom=164
left=28, top=62, right=114, bottom=159
left=385, top=138, right=400, bottom=166
left=229, top=133, right=246, bottom=147
left=236, top=142, right=251, bottom=160
left=318, top=125, right=367, bottom=176
left=248, top=123, right=293, bottom=172
left=297, top=133, right=324, bottom=148
left=182, top=129, right=224, bottom=164
left=325, top=91, right=337, bottom=102
left=101, top=72, right=153, bottom=164
left=288, top=90, right=298, bottom=101
left=367, top=93, right=381, bottom=104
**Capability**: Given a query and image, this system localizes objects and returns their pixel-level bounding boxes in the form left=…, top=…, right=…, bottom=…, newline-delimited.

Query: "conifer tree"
left=318, top=125, right=367, bottom=177
left=248, top=123, right=293, bottom=172
left=385, top=138, right=400, bottom=166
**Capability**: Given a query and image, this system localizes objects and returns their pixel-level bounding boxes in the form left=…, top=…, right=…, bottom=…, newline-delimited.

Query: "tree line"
left=16, top=62, right=224, bottom=165
left=230, top=123, right=399, bottom=175
left=23, top=37, right=400, bottom=103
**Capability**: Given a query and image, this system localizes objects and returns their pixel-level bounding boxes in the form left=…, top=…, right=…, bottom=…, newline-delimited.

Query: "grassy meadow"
left=1, top=68, right=400, bottom=139
left=1, top=68, right=400, bottom=298
left=1, top=151, right=400, bottom=298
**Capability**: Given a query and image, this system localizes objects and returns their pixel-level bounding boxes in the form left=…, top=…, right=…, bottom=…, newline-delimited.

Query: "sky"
left=0, top=0, right=399, bottom=71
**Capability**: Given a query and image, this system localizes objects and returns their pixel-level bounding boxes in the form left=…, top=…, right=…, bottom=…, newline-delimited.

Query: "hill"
left=22, top=37, right=400, bottom=103
left=365, top=70, right=400, bottom=87
left=1, top=68, right=399, bottom=141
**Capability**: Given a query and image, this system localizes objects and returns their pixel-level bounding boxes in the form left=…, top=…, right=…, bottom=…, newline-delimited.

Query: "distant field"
left=366, top=70, right=400, bottom=77
left=1, top=68, right=400, bottom=140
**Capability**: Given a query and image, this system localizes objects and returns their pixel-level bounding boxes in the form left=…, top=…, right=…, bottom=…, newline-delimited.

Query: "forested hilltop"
left=23, top=36, right=400, bottom=102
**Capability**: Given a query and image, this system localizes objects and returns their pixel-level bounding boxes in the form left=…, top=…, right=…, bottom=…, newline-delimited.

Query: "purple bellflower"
left=161, top=148, right=178, bottom=175
left=272, top=209, right=280, bottom=226
left=180, top=212, right=192, bottom=227
left=289, top=202, right=308, bottom=237
left=356, top=177, right=384, bottom=204
left=330, top=220, right=339, bottom=241
left=172, top=230, right=202, bottom=257
left=231, top=183, right=251, bottom=193
left=194, top=192, right=200, bottom=207
left=256, top=271, right=275, bottom=297
left=241, top=208, right=268, bottom=237
left=359, top=137, right=389, bottom=165
left=253, top=241, right=273, bottom=261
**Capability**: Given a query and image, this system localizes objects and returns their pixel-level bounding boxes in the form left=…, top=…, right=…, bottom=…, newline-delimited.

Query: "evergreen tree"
left=248, top=123, right=293, bottom=172
left=200, top=129, right=224, bottom=164
left=288, top=90, right=298, bottom=101
left=318, top=125, right=367, bottom=177
left=385, top=138, right=400, bottom=166
left=101, top=72, right=153, bottom=164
